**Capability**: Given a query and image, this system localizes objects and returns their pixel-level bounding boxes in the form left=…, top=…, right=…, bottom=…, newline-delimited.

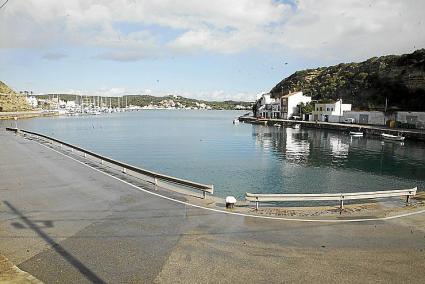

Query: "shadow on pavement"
left=3, top=200, right=107, bottom=284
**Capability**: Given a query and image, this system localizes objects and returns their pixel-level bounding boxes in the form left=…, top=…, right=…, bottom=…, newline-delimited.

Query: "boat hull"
left=382, top=134, right=405, bottom=141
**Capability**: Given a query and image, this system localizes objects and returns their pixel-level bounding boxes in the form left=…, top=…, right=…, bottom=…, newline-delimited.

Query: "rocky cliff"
left=270, top=49, right=425, bottom=111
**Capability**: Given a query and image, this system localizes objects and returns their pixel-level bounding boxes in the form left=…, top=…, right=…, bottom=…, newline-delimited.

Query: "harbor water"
left=4, top=110, right=425, bottom=199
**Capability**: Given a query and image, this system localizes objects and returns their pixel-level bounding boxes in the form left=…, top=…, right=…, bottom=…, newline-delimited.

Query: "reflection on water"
left=252, top=124, right=425, bottom=183
left=255, top=127, right=311, bottom=164
left=3, top=111, right=425, bottom=199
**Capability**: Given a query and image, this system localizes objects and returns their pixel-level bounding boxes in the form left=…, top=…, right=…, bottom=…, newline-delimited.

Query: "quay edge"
left=238, top=116, right=425, bottom=142
left=0, top=110, right=59, bottom=120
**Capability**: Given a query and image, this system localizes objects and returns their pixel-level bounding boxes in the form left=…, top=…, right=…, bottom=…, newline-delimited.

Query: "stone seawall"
left=0, top=110, right=58, bottom=120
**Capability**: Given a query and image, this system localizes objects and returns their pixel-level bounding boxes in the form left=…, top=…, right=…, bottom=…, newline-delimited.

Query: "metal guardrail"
left=7, top=128, right=214, bottom=198
left=246, top=187, right=418, bottom=210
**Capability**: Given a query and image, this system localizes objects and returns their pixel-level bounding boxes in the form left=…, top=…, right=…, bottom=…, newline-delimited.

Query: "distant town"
left=21, top=93, right=252, bottom=116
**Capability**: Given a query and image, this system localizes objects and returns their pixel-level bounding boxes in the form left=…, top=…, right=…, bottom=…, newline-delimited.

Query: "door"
left=406, top=116, right=417, bottom=124
left=406, top=116, right=417, bottom=128
left=359, top=114, right=369, bottom=124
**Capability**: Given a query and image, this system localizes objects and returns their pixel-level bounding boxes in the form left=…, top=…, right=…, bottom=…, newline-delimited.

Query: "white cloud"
left=277, top=0, right=425, bottom=61
left=178, top=90, right=256, bottom=102
left=0, top=0, right=423, bottom=62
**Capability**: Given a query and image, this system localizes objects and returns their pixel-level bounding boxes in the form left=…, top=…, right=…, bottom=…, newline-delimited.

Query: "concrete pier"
left=1, top=129, right=425, bottom=283
left=239, top=116, right=425, bottom=141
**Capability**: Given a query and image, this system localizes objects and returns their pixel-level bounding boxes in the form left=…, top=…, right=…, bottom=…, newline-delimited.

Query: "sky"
left=0, top=0, right=424, bottom=101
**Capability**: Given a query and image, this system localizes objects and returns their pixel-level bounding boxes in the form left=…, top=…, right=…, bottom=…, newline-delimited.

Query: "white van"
left=342, top=118, right=355, bottom=124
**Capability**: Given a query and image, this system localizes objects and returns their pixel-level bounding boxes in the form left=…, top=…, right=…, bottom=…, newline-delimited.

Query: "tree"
left=298, top=102, right=314, bottom=114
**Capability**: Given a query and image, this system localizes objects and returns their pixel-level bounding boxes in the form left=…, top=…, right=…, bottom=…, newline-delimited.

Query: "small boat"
left=349, top=131, right=363, bottom=136
left=382, top=133, right=405, bottom=141
left=274, top=123, right=281, bottom=127
left=292, top=124, right=301, bottom=129
left=233, top=119, right=239, bottom=124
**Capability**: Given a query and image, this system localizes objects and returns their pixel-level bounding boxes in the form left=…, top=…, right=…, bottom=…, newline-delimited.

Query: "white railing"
left=7, top=128, right=214, bottom=198
left=246, top=188, right=418, bottom=210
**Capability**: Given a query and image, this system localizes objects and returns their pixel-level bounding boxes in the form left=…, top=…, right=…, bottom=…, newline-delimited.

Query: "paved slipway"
left=1, top=129, right=425, bottom=284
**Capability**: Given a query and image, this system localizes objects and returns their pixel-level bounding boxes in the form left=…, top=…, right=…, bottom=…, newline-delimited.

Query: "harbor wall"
left=238, top=116, right=425, bottom=141
left=0, top=110, right=58, bottom=120
left=343, top=111, right=386, bottom=126
left=397, top=111, right=425, bottom=129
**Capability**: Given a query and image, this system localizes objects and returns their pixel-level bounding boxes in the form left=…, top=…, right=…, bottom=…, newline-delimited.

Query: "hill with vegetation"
left=0, top=81, right=15, bottom=94
left=270, top=49, right=425, bottom=111
left=0, top=81, right=32, bottom=112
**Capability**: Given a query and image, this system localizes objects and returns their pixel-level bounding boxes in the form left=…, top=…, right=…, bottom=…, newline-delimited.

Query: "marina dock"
left=1, top=129, right=425, bottom=283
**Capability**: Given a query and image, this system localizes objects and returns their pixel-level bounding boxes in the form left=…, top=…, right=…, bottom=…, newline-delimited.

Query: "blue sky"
left=0, top=0, right=424, bottom=101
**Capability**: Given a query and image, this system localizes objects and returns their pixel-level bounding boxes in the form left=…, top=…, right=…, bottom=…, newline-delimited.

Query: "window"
left=320, top=107, right=323, bottom=111
left=326, top=108, right=329, bottom=111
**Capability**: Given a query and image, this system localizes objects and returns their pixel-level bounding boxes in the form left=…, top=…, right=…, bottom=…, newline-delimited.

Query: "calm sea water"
left=4, top=110, right=425, bottom=198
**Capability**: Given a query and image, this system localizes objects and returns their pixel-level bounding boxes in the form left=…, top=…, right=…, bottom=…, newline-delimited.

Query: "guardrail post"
left=406, top=194, right=410, bottom=205
left=340, top=195, right=344, bottom=214
left=122, top=168, right=126, bottom=174
left=256, top=197, right=259, bottom=210
left=84, top=153, right=87, bottom=158
left=100, top=159, right=103, bottom=165
left=203, top=190, right=206, bottom=199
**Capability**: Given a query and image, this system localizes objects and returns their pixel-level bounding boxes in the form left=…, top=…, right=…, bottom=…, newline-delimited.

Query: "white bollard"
left=225, top=196, right=237, bottom=209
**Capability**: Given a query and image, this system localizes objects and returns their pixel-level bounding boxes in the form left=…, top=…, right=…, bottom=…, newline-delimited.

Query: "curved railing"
left=246, top=188, right=417, bottom=210
left=7, top=128, right=214, bottom=198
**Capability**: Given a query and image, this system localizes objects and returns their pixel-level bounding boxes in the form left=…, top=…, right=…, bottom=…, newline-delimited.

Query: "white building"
left=256, top=93, right=276, bottom=118
left=311, top=99, right=352, bottom=122
left=280, top=91, right=311, bottom=119
left=271, top=98, right=281, bottom=119
left=396, top=111, right=425, bottom=129
left=259, top=93, right=274, bottom=105
left=343, top=111, right=386, bottom=125
left=26, top=96, right=38, bottom=108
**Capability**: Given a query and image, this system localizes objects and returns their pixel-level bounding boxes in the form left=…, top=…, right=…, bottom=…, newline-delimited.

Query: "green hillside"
left=0, top=81, right=32, bottom=112
left=270, top=49, right=425, bottom=111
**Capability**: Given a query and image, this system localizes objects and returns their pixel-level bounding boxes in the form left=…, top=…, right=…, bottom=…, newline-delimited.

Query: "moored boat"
left=349, top=131, right=363, bottom=136
left=382, top=133, right=405, bottom=141
left=292, top=124, right=301, bottom=129
left=233, top=118, right=239, bottom=124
